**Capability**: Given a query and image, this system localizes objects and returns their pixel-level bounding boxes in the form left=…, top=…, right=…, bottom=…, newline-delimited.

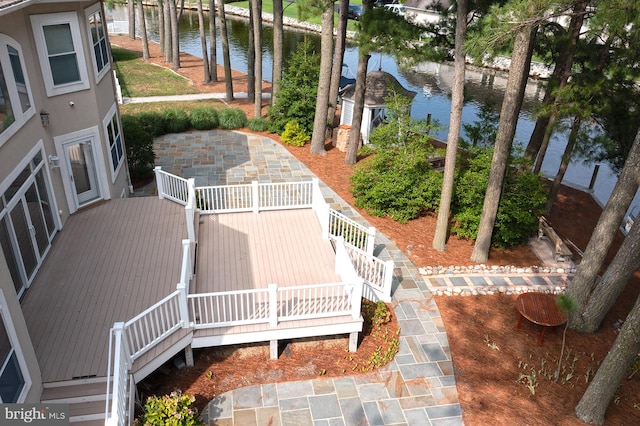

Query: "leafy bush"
left=189, top=106, right=219, bottom=130
left=121, top=115, right=155, bottom=179
left=280, top=120, right=309, bottom=146
left=141, top=391, right=203, bottom=426
left=218, top=107, right=248, bottom=129
left=268, top=38, right=320, bottom=135
left=451, top=148, right=546, bottom=247
left=136, top=111, right=166, bottom=136
left=247, top=117, right=270, bottom=132
left=350, top=143, right=443, bottom=223
left=163, top=108, right=191, bottom=133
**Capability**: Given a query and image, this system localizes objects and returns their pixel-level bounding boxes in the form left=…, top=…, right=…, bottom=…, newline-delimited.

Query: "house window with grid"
left=86, top=4, right=110, bottom=81
left=0, top=34, right=34, bottom=146
left=31, top=12, right=90, bottom=97
left=104, top=105, right=124, bottom=177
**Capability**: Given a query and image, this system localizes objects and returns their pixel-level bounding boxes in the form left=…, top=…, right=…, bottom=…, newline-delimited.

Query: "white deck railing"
left=346, top=244, right=394, bottom=302
left=106, top=323, right=132, bottom=426
left=189, top=288, right=271, bottom=328
left=195, top=180, right=315, bottom=213
left=123, top=290, right=184, bottom=359
left=155, top=167, right=189, bottom=205
left=328, top=209, right=376, bottom=255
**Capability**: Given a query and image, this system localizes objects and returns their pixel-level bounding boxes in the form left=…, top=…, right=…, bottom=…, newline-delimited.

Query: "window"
left=86, top=4, right=110, bottom=81
left=0, top=35, right=34, bottom=145
left=104, top=105, right=124, bottom=177
left=0, top=292, right=31, bottom=403
left=31, top=12, right=90, bottom=97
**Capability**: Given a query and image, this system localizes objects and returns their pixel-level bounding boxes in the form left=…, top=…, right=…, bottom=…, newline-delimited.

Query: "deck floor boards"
left=22, top=199, right=340, bottom=384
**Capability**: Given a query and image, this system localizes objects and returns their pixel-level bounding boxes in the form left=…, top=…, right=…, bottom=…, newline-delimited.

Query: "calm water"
left=109, top=6, right=640, bottom=215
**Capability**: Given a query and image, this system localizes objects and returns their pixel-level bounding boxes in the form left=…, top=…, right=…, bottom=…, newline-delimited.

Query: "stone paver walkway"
left=139, top=130, right=464, bottom=425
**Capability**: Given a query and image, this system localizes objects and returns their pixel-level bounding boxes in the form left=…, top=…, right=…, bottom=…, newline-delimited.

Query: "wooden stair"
left=41, top=377, right=110, bottom=424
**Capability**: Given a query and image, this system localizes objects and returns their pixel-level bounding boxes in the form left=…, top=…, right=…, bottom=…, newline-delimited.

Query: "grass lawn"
left=111, top=47, right=200, bottom=97
left=119, top=99, right=228, bottom=116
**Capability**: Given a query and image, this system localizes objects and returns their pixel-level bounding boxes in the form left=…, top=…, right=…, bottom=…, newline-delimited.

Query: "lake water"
left=108, top=6, right=640, bottom=219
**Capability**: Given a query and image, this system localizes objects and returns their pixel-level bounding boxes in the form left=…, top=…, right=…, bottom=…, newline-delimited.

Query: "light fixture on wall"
left=48, top=155, right=60, bottom=168
left=40, top=110, right=50, bottom=127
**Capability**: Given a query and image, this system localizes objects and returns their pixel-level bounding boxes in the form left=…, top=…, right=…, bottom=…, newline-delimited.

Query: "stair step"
left=69, top=400, right=107, bottom=423
left=42, top=379, right=109, bottom=404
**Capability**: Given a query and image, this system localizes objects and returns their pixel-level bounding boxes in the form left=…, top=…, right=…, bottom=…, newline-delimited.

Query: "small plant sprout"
left=555, top=292, right=577, bottom=382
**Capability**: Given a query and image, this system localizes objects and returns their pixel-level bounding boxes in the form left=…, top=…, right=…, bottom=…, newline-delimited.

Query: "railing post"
left=181, top=239, right=192, bottom=284
left=154, top=167, right=164, bottom=199
left=252, top=181, right=260, bottom=214
left=382, top=260, right=394, bottom=302
left=351, top=279, right=364, bottom=320
left=177, top=283, right=190, bottom=328
left=320, top=205, right=330, bottom=240
left=186, top=179, right=196, bottom=242
left=366, top=226, right=376, bottom=257
left=268, top=284, right=278, bottom=327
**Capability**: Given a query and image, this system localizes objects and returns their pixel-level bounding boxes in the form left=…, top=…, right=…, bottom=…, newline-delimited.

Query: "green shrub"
left=280, top=120, right=309, bottom=146
left=163, top=107, right=191, bottom=133
left=247, top=117, right=270, bottom=132
left=141, top=391, right=203, bottom=426
left=189, top=106, right=219, bottom=130
left=267, top=39, right=319, bottom=134
left=451, top=148, right=546, bottom=247
left=136, top=111, right=166, bottom=136
left=218, top=108, right=248, bottom=129
left=121, top=115, right=155, bottom=179
left=350, top=143, right=443, bottom=223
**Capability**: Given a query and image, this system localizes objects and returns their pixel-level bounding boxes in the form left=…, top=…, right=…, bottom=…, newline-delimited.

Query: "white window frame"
left=0, top=34, right=35, bottom=148
left=54, top=126, right=110, bottom=214
left=0, top=290, right=32, bottom=403
left=85, top=3, right=111, bottom=83
left=30, top=12, right=90, bottom=97
left=103, top=103, right=124, bottom=181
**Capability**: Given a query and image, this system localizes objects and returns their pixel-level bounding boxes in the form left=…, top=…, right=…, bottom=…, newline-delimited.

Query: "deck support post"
left=349, top=332, right=358, bottom=352
left=270, top=340, right=278, bottom=359
left=184, top=345, right=194, bottom=367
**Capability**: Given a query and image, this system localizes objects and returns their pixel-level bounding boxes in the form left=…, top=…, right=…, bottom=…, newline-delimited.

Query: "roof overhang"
left=0, top=0, right=93, bottom=17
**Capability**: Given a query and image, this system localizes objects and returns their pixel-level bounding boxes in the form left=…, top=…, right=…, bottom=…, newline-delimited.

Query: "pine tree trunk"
left=271, top=0, right=283, bottom=106
left=568, top=128, right=640, bottom=331
left=471, top=24, right=536, bottom=262
left=128, top=0, right=136, bottom=39
left=217, top=0, right=234, bottom=101
left=163, top=0, right=172, bottom=62
left=158, top=0, right=165, bottom=54
left=327, top=0, right=349, bottom=136
left=247, top=5, right=255, bottom=103
left=310, top=6, right=334, bottom=155
left=344, top=53, right=370, bottom=165
left=524, top=0, right=587, bottom=162
left=169, top=0, right=180, bottom=70
left=532, top=110, right=557, bottom=174
left=251, top=0, right=263, bottom=118
left=546, top=116, right=581, bottom=212
left=197, top=0, right=211, bottom=83
left=208, top=0, right=218, bottom=81
left=579, top=219, right=640, bottom=333
left=575, top=293, right=640, bottom=424
left=136, top=0, right=150, bottom=59
left=433, top=0, right=467, bottom=251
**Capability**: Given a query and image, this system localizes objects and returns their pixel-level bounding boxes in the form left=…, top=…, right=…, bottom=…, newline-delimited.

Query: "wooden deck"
left=21, top=198, right=339, bottom=384
left=196, top=209, right=340, bottom=292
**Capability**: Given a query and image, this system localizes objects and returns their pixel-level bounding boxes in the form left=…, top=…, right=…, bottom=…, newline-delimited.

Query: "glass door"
left=65, top=141, right=98, bottom=205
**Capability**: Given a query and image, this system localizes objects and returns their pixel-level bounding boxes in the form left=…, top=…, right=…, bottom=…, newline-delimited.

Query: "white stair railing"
left=345, top=244, right=394, bottom=302
left=328, top=209, right=376, bottom=255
